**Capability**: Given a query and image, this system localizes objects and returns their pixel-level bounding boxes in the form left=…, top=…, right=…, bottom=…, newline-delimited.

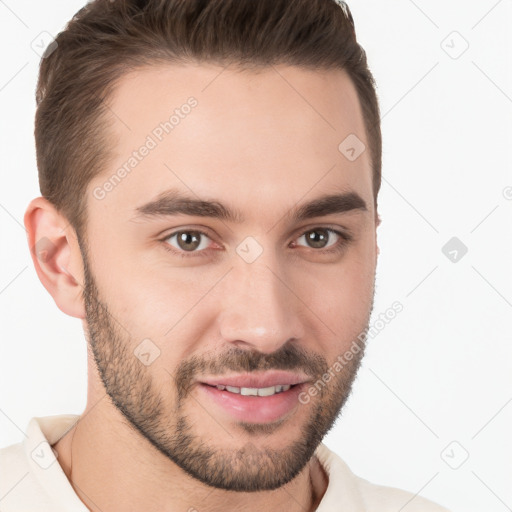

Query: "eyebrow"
left=131, top=188, right=368, bottom=224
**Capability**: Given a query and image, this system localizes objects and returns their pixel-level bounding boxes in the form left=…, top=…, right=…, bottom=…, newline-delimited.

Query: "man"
left=0, top=0, right=450, bottom=510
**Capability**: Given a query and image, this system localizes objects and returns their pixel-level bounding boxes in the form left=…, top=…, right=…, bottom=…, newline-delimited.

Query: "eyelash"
left=160, top=227, right=353, bottom=259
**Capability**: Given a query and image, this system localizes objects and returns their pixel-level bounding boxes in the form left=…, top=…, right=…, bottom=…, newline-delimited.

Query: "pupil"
left=178, top=231, right=200, bottom=251
left=307, top=229, right=328, bottom=248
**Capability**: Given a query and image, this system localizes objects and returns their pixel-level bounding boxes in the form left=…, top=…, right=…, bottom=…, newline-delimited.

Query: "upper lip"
left=200, top=370, right=311, bottom=389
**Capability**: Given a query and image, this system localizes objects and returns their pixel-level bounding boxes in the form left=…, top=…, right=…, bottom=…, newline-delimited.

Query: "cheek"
left=293, top=239, right=375, bottom=350
left=93, top=262, right=218, bottom=364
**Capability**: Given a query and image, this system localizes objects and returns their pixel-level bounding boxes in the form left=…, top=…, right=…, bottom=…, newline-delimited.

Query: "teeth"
left=257, top=386, right=276, bottom=397
left=216, top=384, right=292, bottom=396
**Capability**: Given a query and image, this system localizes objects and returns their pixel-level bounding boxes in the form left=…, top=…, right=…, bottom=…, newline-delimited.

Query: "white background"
left=1, top=1, right=511, bottom=511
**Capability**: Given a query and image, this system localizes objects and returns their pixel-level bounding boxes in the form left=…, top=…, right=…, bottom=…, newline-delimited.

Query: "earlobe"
left=24, top=197, right=86, bottom=319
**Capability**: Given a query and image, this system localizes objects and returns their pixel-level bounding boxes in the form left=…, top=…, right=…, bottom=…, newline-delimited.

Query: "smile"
left=207, top=384, right=293, bottom=396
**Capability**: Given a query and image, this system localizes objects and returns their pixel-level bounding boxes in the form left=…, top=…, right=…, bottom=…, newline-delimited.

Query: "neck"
left=53, top=402, right=328, bottom=512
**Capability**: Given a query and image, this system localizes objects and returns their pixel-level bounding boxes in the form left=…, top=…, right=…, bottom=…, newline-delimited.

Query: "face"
left=80, top=63, right=378, bottom=491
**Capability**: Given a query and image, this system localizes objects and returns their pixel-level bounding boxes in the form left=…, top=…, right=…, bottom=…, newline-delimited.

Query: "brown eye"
left=292, top=227, right=353, bottom=256
left=297, top=228, right=339, bottom=249
left=305, top=228, right=330, bottom=248
left=165, top=230, right=211, bottom=253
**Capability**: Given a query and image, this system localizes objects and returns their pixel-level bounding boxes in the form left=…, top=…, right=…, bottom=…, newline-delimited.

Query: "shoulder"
left=354, top=476, right=451, bottom=512
left=0, top=415, right=85, bottom=512
left=0, top=439, right=31, bottom=489
left=0, top=439, right=45, bottom=511
left=314, top=443, right=451, bottom=512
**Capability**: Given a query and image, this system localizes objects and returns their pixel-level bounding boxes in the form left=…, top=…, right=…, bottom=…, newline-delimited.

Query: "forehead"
left=88, top=63, right=373, bottom=227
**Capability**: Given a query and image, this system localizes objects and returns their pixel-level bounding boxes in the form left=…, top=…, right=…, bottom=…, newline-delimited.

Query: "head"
left=26, top=0, right=381, bottom=492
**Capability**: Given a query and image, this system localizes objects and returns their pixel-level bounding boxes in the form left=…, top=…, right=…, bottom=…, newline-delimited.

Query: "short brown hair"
left=35, top=0, right=381, bottom=242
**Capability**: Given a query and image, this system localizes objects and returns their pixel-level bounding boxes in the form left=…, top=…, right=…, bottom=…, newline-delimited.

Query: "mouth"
left=196, top=371, right=311, bottom=424
left=199, top=370, right=310, bottom=389
left=203, top=383, right=296, bottom=396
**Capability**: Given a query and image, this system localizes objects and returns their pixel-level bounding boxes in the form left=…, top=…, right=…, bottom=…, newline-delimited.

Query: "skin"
left=25, top=63, right=380, bottom=512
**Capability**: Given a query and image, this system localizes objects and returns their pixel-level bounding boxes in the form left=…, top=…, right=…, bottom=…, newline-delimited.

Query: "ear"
left=24, top=197, right=86, bottom=319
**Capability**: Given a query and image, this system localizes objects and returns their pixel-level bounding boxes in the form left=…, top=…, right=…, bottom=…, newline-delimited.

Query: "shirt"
left=0, top=414, right=451, bottom=511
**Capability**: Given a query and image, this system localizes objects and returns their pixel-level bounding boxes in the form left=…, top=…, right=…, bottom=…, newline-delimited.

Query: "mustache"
left=173, top=342, right=328, bottom=400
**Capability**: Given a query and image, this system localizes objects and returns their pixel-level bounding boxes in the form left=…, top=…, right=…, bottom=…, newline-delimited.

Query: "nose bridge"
left=217, top=248, right=304, bottom=352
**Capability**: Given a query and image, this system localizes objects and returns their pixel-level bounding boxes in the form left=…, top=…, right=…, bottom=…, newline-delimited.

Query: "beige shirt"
left=0, top=414, right=450, bottom=511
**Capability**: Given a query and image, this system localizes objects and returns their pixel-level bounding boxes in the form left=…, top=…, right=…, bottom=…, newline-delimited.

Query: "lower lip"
left=198, top=383, right=306, bottom=424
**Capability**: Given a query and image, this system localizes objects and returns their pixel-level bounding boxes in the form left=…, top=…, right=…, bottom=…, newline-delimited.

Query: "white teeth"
left=241, top=387, right=258, bottom=396
left=257, top=386, right=276, bottom=397
left=216, top=384, right=292, bottom=396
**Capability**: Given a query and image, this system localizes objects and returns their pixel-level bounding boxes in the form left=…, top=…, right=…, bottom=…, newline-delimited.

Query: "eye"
left=163, top=229, right=214, bottom=257
left=293, top=227, right=351, bottom=253
left=161, top=226, right=352, bottom=259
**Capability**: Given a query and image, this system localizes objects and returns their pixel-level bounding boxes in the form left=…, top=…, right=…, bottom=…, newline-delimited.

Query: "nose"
left=216, top=252, right=305, bottom=354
